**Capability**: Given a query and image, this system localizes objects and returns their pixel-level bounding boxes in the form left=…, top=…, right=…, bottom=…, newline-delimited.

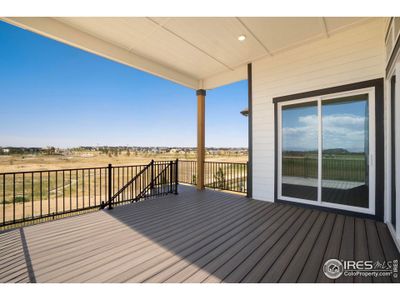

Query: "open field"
left=0, top=151, right=248, bottom=173
left=0, top=152, right=248, bottom=227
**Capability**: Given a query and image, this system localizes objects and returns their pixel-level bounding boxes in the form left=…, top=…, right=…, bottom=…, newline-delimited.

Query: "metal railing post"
left=108, top=163, right=113, bottom=209
left=175, top=159, right=178, bottom=194
left=246, top=161, right=250, bottom=198
left=150, top=160, right=154, bottom=192
left=170, top=160, right=173, bottom=193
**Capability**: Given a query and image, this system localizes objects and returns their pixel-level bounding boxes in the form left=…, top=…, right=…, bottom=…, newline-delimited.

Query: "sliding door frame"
left=387, top=64, right=400, bottom=244
left=277, top=88, right=375, bottom=214
left=273, top=78, right=384, bottom=220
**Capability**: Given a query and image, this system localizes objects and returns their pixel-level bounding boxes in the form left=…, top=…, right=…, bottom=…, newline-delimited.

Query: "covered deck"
left=0, top=185, right=398, bottom=283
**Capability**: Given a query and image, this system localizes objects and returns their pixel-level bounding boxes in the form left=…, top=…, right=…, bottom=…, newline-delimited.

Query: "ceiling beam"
left=320, top=17, right=330, bottom=38
left=1, top=17, right=199, bottom=89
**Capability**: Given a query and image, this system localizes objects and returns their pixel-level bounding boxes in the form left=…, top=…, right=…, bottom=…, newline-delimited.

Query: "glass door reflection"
left=321, top=95, right=369, bottom=208
left=282, top=101, right=318, bottom=201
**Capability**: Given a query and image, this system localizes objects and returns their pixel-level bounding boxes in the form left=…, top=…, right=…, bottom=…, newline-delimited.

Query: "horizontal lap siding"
left=252, top=20, right=385, bottom=202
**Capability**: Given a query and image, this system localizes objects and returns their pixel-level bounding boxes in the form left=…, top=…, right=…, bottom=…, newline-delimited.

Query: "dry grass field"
left=0, top=151, right=248, bottom=173
left=0, top=151, right=247, bottom=227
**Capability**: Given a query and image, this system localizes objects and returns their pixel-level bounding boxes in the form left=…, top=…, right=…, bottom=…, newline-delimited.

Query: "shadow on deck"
left=0, top=185, right=399, bottom=283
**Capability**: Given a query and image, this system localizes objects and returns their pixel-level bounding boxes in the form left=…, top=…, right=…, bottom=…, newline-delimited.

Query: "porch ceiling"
left=1, top=17, right=379, bottom=89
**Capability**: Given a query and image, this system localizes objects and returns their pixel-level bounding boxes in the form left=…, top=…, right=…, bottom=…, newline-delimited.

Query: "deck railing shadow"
left=94, top=185, right=265, bottom=282
left=0, top=228, right=36, bottom=283
left=98, top=185, right=400, bottom=283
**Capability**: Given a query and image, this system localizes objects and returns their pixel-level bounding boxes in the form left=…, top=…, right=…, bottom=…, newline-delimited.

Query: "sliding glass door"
left=321, top=95, right=369, bottom=208
left=281, top=102, right=318, bottom=201
left=278, top=88, right=375, bottom=214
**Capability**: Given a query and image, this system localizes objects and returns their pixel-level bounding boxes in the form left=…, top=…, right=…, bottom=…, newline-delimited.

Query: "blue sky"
left=0, top=21, right=248, bottom=148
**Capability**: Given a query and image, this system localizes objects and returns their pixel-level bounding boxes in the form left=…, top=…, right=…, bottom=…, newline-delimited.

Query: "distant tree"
left=126, top=149, right=131, bottom=156
left=47, top=147, right=56, bottom=155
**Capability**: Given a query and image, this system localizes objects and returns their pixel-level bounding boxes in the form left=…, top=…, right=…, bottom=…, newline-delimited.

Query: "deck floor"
left=0, top=185, right=399, bottom=283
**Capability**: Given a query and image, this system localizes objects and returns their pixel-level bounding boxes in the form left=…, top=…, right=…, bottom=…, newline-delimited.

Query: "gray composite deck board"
left=241, top=209, right=314, bottom=282
left=317, top=214, right=345, bottom=283
left=41, top=193, right=259, bottom=282
left=0, top=185, right=399, bottom=283
left=336, top=216, right=355, bottom=283
left=354, top=218, right=372, bottom=283
left=365, top=219, right=390, bottom=283
left=278, top=212, right=328, bottom=283
left=376, top=222, right=400, bottom=283
left=294, top=213, right=336, bottom=282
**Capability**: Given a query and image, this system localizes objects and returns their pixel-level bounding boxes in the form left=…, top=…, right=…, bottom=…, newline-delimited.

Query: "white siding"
left=252, top=19, right=385, bottom=202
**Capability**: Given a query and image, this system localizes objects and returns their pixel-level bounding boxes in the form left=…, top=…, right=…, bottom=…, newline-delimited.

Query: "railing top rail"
left=204, top=161, right=248, bottom=165
left=112, top=164, right=149, bottom=169
left=0, top=166, right=108, bottom=176
left=179, top=160, right=248, bottom=165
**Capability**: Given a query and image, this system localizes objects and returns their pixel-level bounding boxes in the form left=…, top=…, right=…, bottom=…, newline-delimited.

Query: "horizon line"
left=0, top=145, right=248, bottom=149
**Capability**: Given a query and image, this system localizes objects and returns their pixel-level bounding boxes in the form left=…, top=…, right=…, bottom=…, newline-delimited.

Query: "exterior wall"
left=251, top=19, right=385, bottom=202
left=385, top=17, right=400, bottom=249
left=395, top=65, right=400, bottom=247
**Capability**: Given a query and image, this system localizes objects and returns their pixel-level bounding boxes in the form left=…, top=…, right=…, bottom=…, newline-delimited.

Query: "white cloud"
left=283, top=113, right=367, bottom=152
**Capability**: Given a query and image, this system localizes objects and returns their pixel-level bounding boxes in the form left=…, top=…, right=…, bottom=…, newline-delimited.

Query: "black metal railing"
left=109, top=160, right=178, bottom=207
left=1, top=158, right=248, bottom=227
left=178, top=160, right=247, bottom=194
left=205, top=161, right=247, bottom=193
left=178, top=160, right=197, bottom=185
left=0, top=160, right=178, bottom=227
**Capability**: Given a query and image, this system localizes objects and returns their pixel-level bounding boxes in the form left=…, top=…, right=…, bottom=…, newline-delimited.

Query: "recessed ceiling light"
left=238, top=35, right=246, bottom=42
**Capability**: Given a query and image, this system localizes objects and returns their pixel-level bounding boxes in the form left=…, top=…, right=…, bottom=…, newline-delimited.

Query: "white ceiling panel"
left=324, top=17, right=368, bottom=34
left=150, top=17, right=269, bottom=69
left=57, top=17, right=226, bottom=79
left=239, top=17, right=325, bottom=53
